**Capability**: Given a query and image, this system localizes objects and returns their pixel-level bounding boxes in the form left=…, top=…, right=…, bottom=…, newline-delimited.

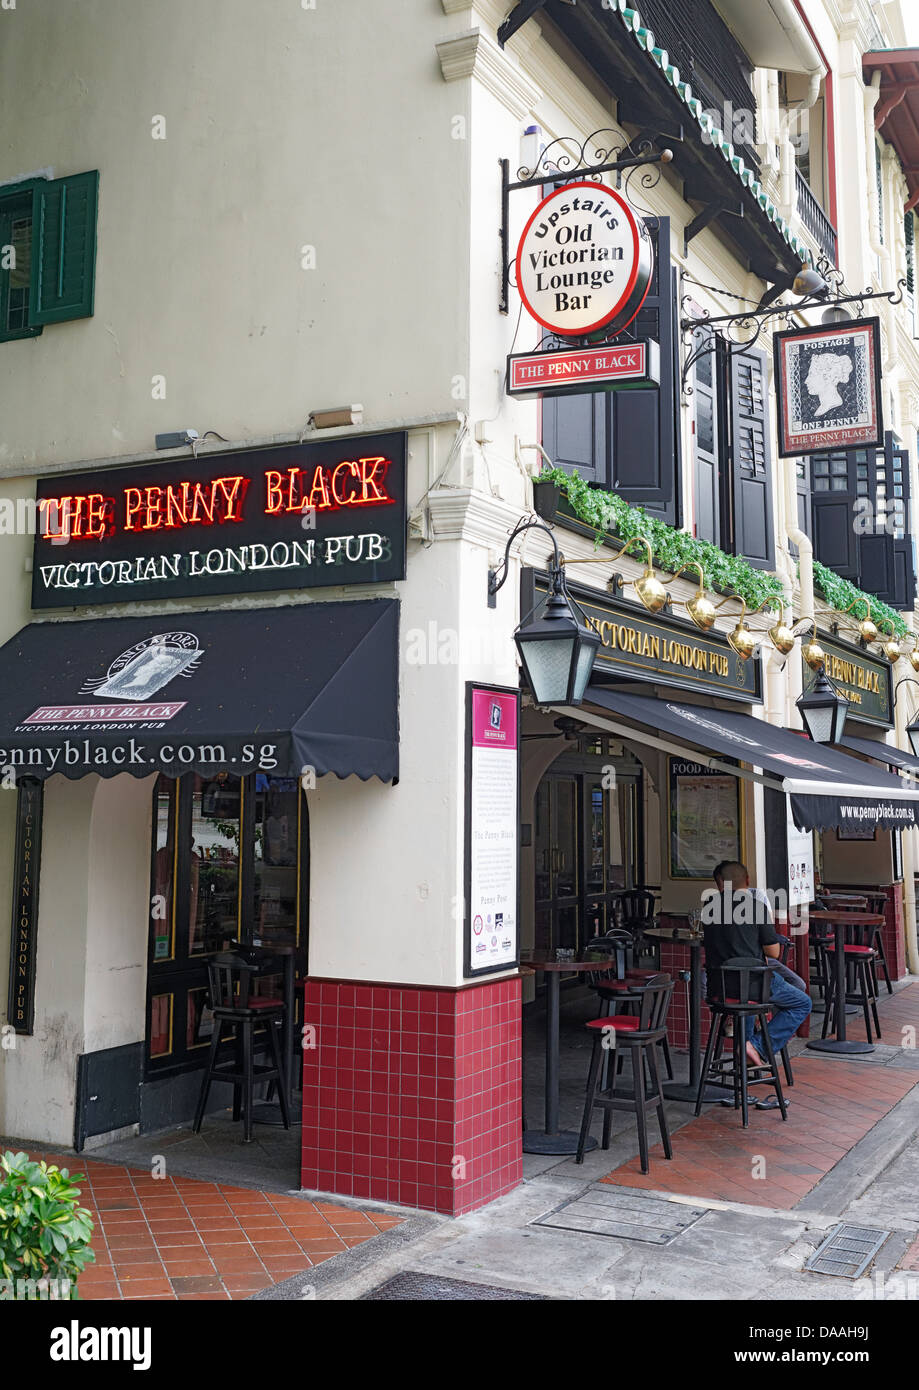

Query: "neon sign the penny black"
left=32, top=433, right=406, bottom=608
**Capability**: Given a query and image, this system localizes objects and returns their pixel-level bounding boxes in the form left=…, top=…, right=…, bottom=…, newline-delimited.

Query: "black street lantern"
left=893, top=678, right=919, bottom=760
left=796, top=669, right=849, bottom=744
left=907, top=717, right=919, bottom=760
left=489, top=518, right=600, bottom=706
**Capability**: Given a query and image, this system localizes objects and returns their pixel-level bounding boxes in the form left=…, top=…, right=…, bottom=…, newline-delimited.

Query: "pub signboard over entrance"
left=522, top=572, right=763, bottom=703
left=31, top=432, right=407, bottom=608
left=802, top=632, right=893, bottom=727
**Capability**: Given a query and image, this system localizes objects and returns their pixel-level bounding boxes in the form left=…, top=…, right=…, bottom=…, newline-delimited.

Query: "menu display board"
left=464, top=684, right=520, bottom=977
left=786, top=802, right=814, bottom=906
left=668, top=757, right=742, bottom=880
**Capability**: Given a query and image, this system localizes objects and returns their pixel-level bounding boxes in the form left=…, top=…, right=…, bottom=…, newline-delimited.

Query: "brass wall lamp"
left=559, top=536, right=668, bottom=614
left=725, top=597, right=788, bottom=661
left=842, top=598, right=878, bottom=645
left=795, top=618, right=826, bottom=671
left=669, top=561, right=717, bottom=630
left=726, top=596, right=758, bottom=660
left=877, top=619, right=903, bottom=663
left=611, top=537, right=668, bottom=613
left=902, top=635, right=919, bottom=673
left=766, top=611, right=823, bottom=660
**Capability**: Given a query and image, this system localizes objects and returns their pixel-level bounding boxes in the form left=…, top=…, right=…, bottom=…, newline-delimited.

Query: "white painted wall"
left=0, top=0, right=469, bottom=472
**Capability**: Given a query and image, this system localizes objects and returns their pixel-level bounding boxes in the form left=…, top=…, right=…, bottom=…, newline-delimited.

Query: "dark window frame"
left=144, top=771, right=310, bottom=1079
left=0, top=192, right=41, bottom=344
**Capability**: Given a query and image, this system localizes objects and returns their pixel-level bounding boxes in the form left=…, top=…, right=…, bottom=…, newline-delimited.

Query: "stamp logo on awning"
left=21, top=631, right=201, bottom=726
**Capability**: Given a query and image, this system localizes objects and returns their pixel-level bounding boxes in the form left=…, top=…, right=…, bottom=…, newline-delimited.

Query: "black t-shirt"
left=702, top=887, right=780, bottom=974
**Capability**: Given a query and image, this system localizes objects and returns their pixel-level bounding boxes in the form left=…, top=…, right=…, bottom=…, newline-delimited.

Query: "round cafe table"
left=805, top=910, right=884, bottom=1056
left=522, top=957, right=614, bottom=1155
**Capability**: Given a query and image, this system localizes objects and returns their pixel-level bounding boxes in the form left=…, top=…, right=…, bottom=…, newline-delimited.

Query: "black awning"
left=841, top=733, right=919, bottom=776
left=0, top=599, right=399, bottom=782
left=575, top=687, right=919, bottom=833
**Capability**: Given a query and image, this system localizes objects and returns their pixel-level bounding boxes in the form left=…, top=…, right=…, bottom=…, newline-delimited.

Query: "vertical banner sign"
left=7, top=778, right=43, bottom=1034
left=464, top=684, right=520, bottom=977
left=786, top=801, right=814, bottom=909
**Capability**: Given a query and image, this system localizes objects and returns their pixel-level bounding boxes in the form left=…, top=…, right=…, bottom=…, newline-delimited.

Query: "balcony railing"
left=636, top=0, right=759, bottom=172
left=795, top=167, right=837, bottom=265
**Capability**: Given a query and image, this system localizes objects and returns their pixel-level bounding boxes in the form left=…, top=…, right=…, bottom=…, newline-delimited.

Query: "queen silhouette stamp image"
left=774, top=317, right=883, bottom=456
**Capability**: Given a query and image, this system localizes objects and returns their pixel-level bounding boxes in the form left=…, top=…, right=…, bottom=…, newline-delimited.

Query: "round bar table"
left=806, top=910, right=883, bottom=1056
left=522, top=957, right=614, bottom=1155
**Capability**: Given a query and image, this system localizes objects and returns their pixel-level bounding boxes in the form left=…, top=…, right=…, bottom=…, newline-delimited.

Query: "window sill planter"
left=532, top=478, right=561, bottom=523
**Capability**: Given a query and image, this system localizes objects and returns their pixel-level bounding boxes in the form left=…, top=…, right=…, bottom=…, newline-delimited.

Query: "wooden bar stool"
left=695, top=959, right=787, bottom=1127
left=193, top=952, right=290, bottom=1142
left=576, top=973, right=674, bottom=1174
left=822, top=940, right=881, bottom=1042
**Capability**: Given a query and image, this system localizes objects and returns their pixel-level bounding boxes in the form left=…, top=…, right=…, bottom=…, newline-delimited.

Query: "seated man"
left=702, top=860, right=812, bottom=1093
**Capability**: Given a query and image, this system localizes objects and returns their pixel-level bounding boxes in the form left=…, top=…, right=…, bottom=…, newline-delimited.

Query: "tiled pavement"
left=600, top=982, right=919, bottom=1209
left=25, top=1153, right=403, bottom=1301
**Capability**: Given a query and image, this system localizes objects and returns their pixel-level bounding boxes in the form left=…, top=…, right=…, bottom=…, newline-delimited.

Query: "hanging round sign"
left=515, top=180, right=654, bottom=338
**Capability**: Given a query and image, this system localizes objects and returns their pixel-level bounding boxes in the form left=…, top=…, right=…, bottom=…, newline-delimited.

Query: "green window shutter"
left=29, top=170, right=98, bottom=325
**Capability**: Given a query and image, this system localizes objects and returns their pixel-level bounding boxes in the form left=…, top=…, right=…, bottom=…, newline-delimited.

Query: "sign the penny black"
left=802, top=632, right=893, bottom=728
left=31, top=432, right=407, bottom=608
left=506, top=340, right=659, bottom=399
left=7, top=778, right=42, bottom=1035
left=773, top=317, right=883, bottom=457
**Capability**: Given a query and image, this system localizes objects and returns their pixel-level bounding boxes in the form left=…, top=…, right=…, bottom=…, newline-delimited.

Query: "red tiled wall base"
left=300, top=977, right=522, bottom=1216
left=886, top=887, right=907, bottom=981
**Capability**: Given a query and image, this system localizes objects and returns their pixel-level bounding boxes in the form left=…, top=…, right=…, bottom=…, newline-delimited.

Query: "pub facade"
left=1, top=0, right=919, bottom=1217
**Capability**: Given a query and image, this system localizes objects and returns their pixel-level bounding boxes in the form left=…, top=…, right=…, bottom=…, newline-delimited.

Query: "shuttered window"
left=541, top=217, right=681, bottom=524
left=728, top=345, right=775, bottom=568
left=0, top=195, right=40, bottom=342
left=692, top=329, right=722, bottom=546
left=0, top=170, right=98, bottom=341
left=811, top=433, right=916, bottom=609
left=687, top=338, right=776, bottom=566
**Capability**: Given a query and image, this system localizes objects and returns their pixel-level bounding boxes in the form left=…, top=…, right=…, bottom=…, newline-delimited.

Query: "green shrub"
left=0, top=1150, right=95, bottom=1299
left=539, top=467, right=911, bottom=636
left=537, top=466, right=784, bottom=609
left=812, top=560, right=908, bottom=639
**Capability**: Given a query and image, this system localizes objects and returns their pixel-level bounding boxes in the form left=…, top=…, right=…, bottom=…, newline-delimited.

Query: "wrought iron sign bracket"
left=682, top=200, right=744, bottom=258
left=499, top=130, right=674, bottom=314
left=679, top=272, right=907, bottom=398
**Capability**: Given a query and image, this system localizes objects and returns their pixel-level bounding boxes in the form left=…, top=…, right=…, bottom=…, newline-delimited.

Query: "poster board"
left=668, top=757, right=742, bottom=880
left=786, top=801, right=814, bottom=906
left=464, top=684, right=520, bottom=977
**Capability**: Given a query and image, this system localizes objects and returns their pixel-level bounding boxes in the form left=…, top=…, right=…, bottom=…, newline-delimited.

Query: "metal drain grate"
left=803, top=1224, right=891, bottom=1279
left=362, top=1272, right=549, bottom=1300
left=534, top=1188, right=707, bottom=1244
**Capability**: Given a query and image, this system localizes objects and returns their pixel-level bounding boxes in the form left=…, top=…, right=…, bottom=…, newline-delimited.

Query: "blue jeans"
left=745, top=972, right=812, bottom=1056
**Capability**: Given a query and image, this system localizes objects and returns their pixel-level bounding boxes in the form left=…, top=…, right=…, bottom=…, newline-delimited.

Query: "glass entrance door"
left=534, top=766, right=643, bottom=959
left=584, top=776, right=641, bottom=937
left=145, top=771, right=308, bottom=1077
left=534, top=775, right=580, bottom=956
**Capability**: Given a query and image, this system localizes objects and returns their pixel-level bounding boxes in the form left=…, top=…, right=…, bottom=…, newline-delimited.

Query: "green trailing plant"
left=538, top=467, right=784, bottom=610
left=812, top=561, right=909, bottom=640
left=538, top=468, right=913, bottom=639
left=0, top=1151, right=95, bottom=1299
